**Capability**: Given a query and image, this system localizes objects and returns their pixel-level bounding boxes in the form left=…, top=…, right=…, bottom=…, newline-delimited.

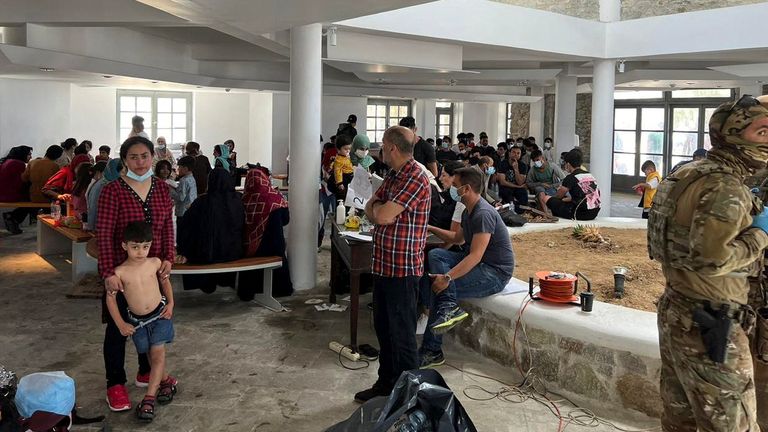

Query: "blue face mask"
left=449, top=186, right=462, bottom=202
left=126, top=168, right=154, bottom=182
left=486, top=166, right=496, bottom=176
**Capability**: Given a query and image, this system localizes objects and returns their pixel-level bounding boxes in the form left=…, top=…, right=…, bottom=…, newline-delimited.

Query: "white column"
left=590, top=59, right=616, bottom=216
left=554, top=73, right=578, bottom=153
left=529, top=87, right=546, bottom=141
left=414, top=99, right=437, bottom=139
left=288, top=23, right=322, bottom=291
left=599, top=0, right=621, bottom=22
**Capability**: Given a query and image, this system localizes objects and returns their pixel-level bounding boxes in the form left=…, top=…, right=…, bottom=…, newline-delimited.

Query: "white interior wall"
left=271, top=93, right=290, bottom=173
left=0, top=79, right=72, bottom=158
left=193, top=92, right=251, bottom=163
left=249, top=92, right=273, bottom=166
left=461, top=102, right=504, bottom=145
left=322, top=96, right=367, bottom=143
left=70, top=86, right=116, bottom=154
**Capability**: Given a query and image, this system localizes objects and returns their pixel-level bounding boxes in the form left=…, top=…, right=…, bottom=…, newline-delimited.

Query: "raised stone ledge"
left=449, top=217, right=662, bottom=418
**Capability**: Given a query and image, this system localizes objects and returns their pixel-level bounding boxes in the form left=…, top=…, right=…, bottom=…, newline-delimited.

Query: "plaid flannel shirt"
left=372, top=158, right=431, bottom=277
left=96, top=177, right=175, bottom=279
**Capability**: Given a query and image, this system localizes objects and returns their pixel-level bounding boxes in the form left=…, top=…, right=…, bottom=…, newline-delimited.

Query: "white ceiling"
left=0, top=0, right=767, bottom=100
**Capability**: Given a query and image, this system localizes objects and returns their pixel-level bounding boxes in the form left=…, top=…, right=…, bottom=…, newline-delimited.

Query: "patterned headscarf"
left=350, top=134, right=374, bottom=170
left=708, top=95, right=768, bottom=171
left=242, top=169, right=288, bottom=256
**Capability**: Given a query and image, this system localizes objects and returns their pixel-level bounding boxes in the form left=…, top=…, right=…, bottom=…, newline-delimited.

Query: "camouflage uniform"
left=748, top=167, right=768, bottom=430
left=649, top=96, right=768, bottom=431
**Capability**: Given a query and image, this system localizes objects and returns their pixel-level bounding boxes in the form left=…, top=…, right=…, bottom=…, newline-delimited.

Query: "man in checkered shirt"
left=354, top=126, right=431, bottom=403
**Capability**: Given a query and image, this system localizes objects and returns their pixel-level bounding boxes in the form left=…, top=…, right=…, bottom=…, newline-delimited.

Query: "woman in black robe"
left=177, top=168, right=245, bottom=293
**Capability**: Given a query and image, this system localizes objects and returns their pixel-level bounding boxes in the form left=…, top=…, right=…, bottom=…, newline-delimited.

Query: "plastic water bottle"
left=396, top=410, right=429, bottom=432
left=50, top=200, right=61, bottom=221
left=335, top=200, right=346, bottom=225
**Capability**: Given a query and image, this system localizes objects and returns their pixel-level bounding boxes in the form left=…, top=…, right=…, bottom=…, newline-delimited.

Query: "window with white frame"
left=366, top=99, right=411, bottom=143
left=435, top=102, right=453, bottom=139
left=117, top=90, right=192, bottom=147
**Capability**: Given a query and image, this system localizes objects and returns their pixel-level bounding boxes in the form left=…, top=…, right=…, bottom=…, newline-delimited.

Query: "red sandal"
left=135, top=395, right=156, bottom=422
left=157, top=377, right=177, bottom=405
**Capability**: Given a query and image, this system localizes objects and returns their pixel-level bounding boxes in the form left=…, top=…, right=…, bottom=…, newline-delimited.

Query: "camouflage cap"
left=708, top=95, right=768, bottom=169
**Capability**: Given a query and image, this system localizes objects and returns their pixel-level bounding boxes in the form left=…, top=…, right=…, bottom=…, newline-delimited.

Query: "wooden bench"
left=36, top=215, right=96, bottom=283
left=86, top=239, right=284, bottom=312
left=0, top=201, right=50, bottom=209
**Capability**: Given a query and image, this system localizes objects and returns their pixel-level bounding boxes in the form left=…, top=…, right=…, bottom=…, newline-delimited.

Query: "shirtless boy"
left=105, top=221, right=176, bottom=422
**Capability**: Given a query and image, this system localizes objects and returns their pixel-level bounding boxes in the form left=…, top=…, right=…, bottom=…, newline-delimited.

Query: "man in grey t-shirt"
left=421, top=167, right=514, bottom=368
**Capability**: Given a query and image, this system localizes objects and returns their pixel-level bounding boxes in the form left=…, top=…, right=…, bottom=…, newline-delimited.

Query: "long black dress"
left=177, top=168, right=245, bottom=293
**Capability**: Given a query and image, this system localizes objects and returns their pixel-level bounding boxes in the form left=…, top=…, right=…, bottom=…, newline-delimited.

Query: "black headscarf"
left=177, top=168, right=245, bottom=264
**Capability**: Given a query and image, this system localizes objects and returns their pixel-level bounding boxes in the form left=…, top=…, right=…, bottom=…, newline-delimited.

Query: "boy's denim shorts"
left=128, top=301, right=174, bottom=354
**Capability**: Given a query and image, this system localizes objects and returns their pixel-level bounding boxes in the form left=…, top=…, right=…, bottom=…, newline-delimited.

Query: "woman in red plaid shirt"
left=96, top=136, right=177, bottom=413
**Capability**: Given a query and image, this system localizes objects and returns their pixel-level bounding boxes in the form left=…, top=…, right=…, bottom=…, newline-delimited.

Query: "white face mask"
left=544, top=142, right=552, bottom=149
left=355, top=149, right=369, bottom=158
left=157, top=144, right=166, bottom=150
left=534, top=160, right=544, bottom=168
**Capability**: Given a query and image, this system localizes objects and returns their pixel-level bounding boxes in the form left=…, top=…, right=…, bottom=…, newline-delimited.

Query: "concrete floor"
left=0, top=204, right=658, bottom=432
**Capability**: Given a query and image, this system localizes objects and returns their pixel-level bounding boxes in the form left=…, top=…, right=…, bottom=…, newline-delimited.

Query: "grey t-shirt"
left=461, top=198, right=515, bottom=277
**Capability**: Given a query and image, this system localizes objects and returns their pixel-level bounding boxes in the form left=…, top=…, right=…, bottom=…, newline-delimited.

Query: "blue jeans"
left=421, top=248, right=511, bottom=353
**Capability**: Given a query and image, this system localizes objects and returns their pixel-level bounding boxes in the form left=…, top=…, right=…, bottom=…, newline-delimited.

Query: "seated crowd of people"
left=0, top=131, right=293, bottom=300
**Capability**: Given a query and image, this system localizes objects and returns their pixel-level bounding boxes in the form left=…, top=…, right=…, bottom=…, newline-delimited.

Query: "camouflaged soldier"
left=649, top=94, right=768, bottom=431
left=747, top=115, right=768, bottom=430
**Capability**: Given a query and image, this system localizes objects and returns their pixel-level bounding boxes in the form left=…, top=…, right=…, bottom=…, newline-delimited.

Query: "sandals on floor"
left=135, top=396, right=156, bottom=422
left=157, top=377, right=177, bottom=405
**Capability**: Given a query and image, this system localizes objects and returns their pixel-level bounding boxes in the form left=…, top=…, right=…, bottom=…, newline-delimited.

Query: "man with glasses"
left=649, top=95, right=768, bottom=431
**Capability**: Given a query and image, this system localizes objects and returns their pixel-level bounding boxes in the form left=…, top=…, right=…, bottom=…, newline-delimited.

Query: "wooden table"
left=330, top=221, right=442, bottom=352
left=37, top=215, right=96, bottom=283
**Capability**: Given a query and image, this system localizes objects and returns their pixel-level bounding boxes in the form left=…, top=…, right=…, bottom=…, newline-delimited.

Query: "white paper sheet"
left=340, top=231, right=373, bottom=242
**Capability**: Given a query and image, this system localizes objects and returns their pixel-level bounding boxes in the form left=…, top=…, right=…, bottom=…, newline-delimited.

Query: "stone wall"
left=541, top=93, right=591, bottom=161
left=576, top=93, right=592, bottom=163
left=543, top=94, right=555, bottom=141
left=451, top=302, right=663, bottom=418
left=489, top=0, right=598, bottom=19
left=621, top=0, right=765, bottom=19
left=508, top=103, right=531, bottom=138
left=489, top=0, right=763, bottom=19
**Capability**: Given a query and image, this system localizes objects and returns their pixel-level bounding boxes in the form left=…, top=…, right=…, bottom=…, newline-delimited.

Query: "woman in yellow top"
left=632, top=160, right=662, bottom=219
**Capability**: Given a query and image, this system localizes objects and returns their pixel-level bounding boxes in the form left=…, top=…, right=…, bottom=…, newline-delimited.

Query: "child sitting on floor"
left=105, top=221, right=177, bottom=422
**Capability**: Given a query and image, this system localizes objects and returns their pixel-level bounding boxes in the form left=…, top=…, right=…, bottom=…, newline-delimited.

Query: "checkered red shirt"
left=96, top=177, right=175, bottom=279
left=372, top=158, right=431, bottom=277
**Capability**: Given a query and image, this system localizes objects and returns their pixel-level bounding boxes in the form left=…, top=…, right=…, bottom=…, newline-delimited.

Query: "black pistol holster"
left=692, top=301, right=733, bottom=364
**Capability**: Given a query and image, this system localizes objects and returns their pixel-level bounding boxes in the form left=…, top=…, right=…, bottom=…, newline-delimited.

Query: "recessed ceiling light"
left=103, top=75, right=113, bottom=79
left=39, top=67, right=55, bottom=72
left=686, top=82, right=696, bottom=85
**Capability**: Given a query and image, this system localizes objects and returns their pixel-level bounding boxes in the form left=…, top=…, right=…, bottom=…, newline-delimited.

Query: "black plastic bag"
left=498, top=208, right=527, bottom=227
left=326, top=369, right=477, bottom=432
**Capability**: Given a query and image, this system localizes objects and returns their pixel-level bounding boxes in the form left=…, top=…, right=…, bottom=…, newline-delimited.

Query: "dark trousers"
left=102, top=293, right=151, bottom=388
left=373, top=275, right=419, bottom=390
left=5, top=207, right=36, bottom=223
left=499, top=186, right=529, bottom=212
